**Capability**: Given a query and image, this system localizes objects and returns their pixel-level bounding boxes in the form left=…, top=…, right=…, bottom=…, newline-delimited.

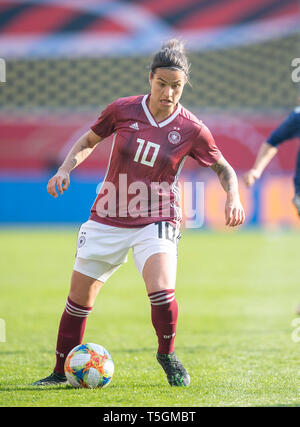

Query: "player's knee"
left=145, top=277, right=175, bottom=294
left=69, top=270, right=104, bottom=306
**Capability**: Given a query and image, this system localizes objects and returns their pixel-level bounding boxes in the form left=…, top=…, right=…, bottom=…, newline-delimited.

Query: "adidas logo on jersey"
left=129, top=122, right=139, bottom=130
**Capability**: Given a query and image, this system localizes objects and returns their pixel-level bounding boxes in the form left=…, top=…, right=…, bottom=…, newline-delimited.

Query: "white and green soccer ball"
left=64, top=343, right=114, bottom=388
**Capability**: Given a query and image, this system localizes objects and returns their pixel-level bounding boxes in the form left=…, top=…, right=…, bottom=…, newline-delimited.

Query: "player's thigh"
left=69, top=270, right=104, bottom=307
left=142, top=252, right=177, bottom=294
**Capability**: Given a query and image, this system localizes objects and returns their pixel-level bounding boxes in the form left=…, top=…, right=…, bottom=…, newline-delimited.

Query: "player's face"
left=149, top=68, right=186, bottom=113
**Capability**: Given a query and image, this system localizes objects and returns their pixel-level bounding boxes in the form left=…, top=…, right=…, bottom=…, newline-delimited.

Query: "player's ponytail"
left=150, top=39, right=191, bottom=82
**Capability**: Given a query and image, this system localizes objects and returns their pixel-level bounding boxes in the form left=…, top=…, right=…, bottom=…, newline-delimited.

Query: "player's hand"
left=47, top=169, right=70, bottom=198
left=225, top=195, right=245, bottom=227
left=243, top=169, right=260, bottom=187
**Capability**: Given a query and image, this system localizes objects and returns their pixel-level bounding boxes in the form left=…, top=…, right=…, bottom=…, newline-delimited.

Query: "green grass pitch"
left=0, top=227, right=300, bottom=407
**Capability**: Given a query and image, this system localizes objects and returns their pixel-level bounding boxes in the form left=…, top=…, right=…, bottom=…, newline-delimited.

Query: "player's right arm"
left=47, top=129, right=103, bottom=198
left=243, top=141, right=278, bottom=187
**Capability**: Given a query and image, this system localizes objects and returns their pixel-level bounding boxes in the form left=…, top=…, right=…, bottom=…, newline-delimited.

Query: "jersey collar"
left=141, top=94, right=181, bottom=128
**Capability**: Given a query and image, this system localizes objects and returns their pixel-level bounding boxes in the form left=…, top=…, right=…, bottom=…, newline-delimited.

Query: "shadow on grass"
left=0, top=351, right=28, bottom=355
left=0, top=346, right=206, bottom=356
left=112, top=347, right=154, bottom=354
left=0, top=382, right=163, bottom=392
left=114, top=346, right=207, bottom=354
left=266, top=404, right=300, bottom=407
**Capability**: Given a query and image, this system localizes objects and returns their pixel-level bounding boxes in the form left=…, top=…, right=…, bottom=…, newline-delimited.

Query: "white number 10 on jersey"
left=133, top=138, right=160, bottom=167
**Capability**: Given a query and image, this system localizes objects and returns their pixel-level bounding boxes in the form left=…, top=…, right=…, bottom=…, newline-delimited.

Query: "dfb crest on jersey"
left=78, top=234, right=86, bottom=248
left=168, top=130, right=181, bottom=145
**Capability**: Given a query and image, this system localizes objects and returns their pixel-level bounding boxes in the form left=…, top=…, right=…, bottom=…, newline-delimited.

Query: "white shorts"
left=74, top=220, right=180, bottom=282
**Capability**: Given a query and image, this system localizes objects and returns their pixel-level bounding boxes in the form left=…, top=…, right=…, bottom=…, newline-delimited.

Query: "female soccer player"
left=33, top=39, right=245, bottom=387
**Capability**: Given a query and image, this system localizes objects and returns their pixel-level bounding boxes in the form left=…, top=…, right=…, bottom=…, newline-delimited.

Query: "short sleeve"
left=90, top=101, right=117, bottom=138
left=267, top=111, right=298, bottom=147
left=190, top=123, right=222, bottom=167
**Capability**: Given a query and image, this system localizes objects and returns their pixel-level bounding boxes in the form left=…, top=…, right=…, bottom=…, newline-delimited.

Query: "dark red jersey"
left=90, top=95, right=221, bottom=227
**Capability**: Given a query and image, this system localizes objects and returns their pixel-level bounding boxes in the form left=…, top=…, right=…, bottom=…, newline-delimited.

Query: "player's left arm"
left=210, top=155, right=245, bottom=227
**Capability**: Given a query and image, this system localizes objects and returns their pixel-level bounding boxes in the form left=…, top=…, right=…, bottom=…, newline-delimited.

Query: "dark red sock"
left=54, top=297, right=92, bottom=375
left=148, top=289, right=178, bottom=354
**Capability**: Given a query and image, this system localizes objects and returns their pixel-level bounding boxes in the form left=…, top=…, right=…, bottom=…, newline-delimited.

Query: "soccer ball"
left=64, top=343, right=114, bottom=388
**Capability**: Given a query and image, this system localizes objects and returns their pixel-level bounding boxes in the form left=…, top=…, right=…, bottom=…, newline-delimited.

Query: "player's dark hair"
left=150, top=39, right=191, bottom=82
